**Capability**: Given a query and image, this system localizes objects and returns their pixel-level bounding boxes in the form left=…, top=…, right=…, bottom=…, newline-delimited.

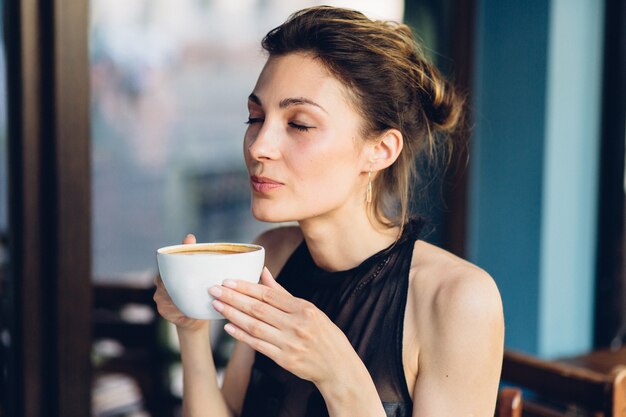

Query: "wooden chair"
left=92, top=283, right=180, bottom=417
left=500, top=349, right=626, bottom=417
left=497, top=387, right=523, bottom=417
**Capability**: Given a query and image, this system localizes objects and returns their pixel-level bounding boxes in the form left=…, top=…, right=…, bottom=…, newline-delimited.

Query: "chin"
left=250, top=202, right=295, bottom=223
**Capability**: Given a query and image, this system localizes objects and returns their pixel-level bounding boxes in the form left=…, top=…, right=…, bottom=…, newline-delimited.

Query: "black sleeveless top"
left=240, top=219, right=424, bottom=417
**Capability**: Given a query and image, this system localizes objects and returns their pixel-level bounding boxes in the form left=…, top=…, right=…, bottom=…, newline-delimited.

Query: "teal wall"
left=538, top=0, right=604, bottom=357
left=469, top=0, right=604, bottom=358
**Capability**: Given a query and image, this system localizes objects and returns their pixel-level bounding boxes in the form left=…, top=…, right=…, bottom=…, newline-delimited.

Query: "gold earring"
left=366, top=170, right=372, bottom=204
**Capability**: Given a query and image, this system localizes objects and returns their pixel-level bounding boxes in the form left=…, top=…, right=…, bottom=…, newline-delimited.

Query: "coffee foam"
left=160, top=243, right=259, bottom=255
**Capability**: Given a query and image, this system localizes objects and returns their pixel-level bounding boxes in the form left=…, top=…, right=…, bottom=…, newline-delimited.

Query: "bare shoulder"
left=252, top=225, right=304, bottom=276
left=409, top=240, right=503, bottom=336
left=407, top=241, right=504, bottom=414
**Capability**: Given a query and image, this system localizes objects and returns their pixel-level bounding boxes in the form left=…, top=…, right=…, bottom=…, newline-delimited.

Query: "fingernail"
left=224, top=323, right=235, bottom=334
left=209, top=286, right=222, bottom=297
left=223, top=279, right=237, bottom=289
left=212, top=300, right=224, bottom=312
left=185, top=233, right=193, bottom=238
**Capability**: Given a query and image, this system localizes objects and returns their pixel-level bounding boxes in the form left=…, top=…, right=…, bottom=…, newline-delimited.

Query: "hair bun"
left=417, top=64, right=464, bottom=133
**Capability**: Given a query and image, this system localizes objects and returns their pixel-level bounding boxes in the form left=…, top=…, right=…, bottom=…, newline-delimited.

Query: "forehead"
left=252, top=53, right=354, bottom=109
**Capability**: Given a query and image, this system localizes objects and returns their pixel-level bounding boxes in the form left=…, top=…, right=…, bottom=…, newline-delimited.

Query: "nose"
left=246, top=120, right=281, bottom=161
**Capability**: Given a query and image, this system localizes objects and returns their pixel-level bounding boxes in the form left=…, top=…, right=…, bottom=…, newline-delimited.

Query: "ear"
left=367, top=128, right=403, bottom=172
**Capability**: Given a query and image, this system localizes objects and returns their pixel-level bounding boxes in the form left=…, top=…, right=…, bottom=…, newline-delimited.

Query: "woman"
left=154, top=6, right=504, bottom=417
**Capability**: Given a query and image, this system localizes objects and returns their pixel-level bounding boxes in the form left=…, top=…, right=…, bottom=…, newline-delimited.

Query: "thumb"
left=260, top=266, right=288, bottom=293
left=182, top=233, right=196, bottom=245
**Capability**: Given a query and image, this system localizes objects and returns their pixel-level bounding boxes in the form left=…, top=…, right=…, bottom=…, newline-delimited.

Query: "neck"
left=298, top=206, right=401, bottom=272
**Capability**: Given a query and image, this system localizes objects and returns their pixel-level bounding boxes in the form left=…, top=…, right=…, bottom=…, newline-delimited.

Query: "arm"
left=210, top=268, right=387, bottom=417
left=411, top=269, right=504, bottom=417
left=154, top=233, right=233, bottom=417
left=174, top=326, right=255, bottom=417
left=176, top=324, right=233, bottom=417
left=315, top=352, right=387, bottom=417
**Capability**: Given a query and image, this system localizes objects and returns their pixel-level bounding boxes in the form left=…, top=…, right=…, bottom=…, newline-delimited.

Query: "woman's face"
left=244, top=53, right=371, bottom=223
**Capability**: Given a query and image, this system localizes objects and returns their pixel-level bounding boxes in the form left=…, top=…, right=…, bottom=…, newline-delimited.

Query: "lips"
left=250, top=175, right=284, bottom=193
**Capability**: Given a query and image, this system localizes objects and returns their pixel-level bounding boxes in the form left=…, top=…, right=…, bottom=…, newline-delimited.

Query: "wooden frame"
left=6, top=0, right=91, bottom=415
left=593, top=0, right=626, bottom=348
left=496, top=388, right=522, bottom=417
left=501, top=350, right=626, bottom=417
left=403, top=0, right=476, bottom=257
left=443, top=0, right=476, bottom=257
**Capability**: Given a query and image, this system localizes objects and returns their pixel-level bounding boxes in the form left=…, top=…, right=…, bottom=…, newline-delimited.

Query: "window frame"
left=593, top=0, right=626, bottom=348
left=5, top=0, right=91, bottom=415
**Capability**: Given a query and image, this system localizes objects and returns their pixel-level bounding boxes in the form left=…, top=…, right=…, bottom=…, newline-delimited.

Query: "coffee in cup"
left=156, top=242, right=265, bottom=320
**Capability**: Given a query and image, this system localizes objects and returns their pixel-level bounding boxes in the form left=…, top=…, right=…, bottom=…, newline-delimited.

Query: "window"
left=89, top=0, right=403, bottom=282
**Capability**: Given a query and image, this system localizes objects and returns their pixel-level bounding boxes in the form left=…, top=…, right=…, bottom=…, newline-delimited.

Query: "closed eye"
left=288, top=122, right=314, bottom=132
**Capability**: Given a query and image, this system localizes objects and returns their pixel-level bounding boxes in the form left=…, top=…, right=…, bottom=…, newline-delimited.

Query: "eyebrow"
left=248, top=93, right=327, bottom=114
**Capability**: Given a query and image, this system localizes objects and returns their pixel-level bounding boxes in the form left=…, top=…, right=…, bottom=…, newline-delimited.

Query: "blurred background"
left=0, top=0, right=624, bottom=416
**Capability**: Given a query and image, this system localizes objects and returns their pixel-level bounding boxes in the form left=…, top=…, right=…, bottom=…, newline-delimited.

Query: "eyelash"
left=244, top=118, right=313, bottom=132
left=288, top=122, right=311, bottom=132
left=245, top=117, right=264, bottom=125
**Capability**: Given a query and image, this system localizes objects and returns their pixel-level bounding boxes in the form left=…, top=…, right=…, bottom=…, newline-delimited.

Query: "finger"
left=182, top=233, right=196, bottom=244
left=221, top=279, right=298, bottom=313
left=223, top=322, right=282, bottom=360
left=153, top=282, right=172, bottom=305
left=154, top=276, right=168, bottom=294
left=213, top=299, right=284, bottom=347
left=210, top=285, right=290, bottom=329
left=153, top=276, right=165, bottom=296
left=259, top=267, right=288, bottom=294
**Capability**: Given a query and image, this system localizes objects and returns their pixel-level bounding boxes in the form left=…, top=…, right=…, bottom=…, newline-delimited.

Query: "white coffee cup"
left=156, top=242, right=265, bottom=320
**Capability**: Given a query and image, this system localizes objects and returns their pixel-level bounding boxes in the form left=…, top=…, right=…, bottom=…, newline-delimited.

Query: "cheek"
left=289, top=142, right=359, bottom=198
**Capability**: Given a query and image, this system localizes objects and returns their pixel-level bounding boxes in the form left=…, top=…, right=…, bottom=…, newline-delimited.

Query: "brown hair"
left=262, top=6, right=464, bottom=227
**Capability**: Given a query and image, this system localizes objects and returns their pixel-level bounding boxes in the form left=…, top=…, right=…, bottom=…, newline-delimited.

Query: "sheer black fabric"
left=240, top=219, right=424, bottom=417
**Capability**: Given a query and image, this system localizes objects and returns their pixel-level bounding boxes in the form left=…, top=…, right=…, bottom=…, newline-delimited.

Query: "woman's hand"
left=208, top=267, right=359, bottom=387
left=153, top=234, right=209, bottom=333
